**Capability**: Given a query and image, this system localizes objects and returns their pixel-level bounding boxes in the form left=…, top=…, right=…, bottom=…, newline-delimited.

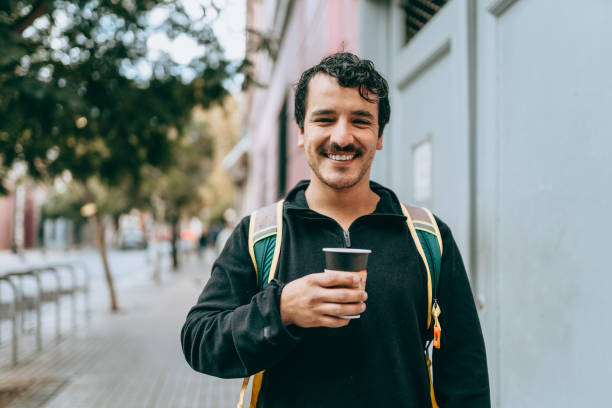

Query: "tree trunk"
left=151, top=196, right=165, bottom=283
left=91, top=214, right=119, bottom=312
left=152, top=240, right=162, bottom=283
left=81, top=183, right=119, bottom=312
left=151, top=221, right=162, bottom=283
left=171, top=219, right=179, bottom=271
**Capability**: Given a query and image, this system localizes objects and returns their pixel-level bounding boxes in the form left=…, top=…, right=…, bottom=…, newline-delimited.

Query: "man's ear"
left=376, top=134, right=383, bottom=150
left=297, top=126, right=304, bottom=148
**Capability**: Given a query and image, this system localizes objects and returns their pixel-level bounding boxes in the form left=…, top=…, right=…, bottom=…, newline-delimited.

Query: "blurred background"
left=1, top=0, right=610, bottom=407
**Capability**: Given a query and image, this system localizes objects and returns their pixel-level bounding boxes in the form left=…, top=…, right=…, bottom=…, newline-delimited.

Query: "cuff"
left=263, top=279, right=303, bottom=345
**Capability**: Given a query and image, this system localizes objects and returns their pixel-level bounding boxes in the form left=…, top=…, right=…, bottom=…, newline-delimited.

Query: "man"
left=181, top=52, right=490, bottom=407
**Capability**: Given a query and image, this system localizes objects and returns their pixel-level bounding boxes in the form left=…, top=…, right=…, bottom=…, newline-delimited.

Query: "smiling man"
left=182, top=53, right=490, bottom=408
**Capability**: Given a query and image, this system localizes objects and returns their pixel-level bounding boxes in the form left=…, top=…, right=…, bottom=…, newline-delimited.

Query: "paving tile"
left=1, top=252, right=243, bottom=408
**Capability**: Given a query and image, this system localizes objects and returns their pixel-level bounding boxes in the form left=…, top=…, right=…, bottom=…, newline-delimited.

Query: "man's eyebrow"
left=310, top=109, right=336, bottom=117
left=352, top=110, right=375, bottom=120
left=309, top=109, right=375, bottom=120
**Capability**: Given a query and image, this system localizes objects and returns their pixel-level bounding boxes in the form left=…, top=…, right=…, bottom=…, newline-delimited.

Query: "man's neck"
left=305, top=176, right=380, bottom=230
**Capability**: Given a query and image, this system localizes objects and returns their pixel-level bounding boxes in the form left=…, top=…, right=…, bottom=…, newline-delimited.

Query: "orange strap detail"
left=432, top=301, right=442, bottom=349
left=433, top=326, right=441, bottom=349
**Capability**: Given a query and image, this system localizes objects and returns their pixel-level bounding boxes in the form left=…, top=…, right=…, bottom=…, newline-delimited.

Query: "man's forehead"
left=308, top=72, right=342, bottom=89
left=307, top=73, right=360, bottom=96
left=306, top=73, right=378, bottom=114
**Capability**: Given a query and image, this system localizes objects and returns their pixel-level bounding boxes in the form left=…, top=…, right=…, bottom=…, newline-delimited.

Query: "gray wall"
left=362, top=0, right=612, bottom=406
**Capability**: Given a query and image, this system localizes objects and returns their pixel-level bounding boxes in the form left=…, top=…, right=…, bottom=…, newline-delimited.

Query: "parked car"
left=120, top=229, right=147, bottom=250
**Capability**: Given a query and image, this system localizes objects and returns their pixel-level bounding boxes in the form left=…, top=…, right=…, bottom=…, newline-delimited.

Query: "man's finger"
left=313, top=270, right=360, bottom=288
left=318, top=287, right=367, bottom=304
left=318, top=314, right=351, bottom=328
left=319, top=302, right=366, bottom=318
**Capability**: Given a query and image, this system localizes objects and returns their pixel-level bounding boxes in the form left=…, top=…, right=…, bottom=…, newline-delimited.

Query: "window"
left=401, top=0, right=449, bottom=44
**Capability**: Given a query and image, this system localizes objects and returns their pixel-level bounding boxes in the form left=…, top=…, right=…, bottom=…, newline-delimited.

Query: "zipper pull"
left=432, top=300, right=441, bottom=349
left=343, top=229, right=351, bottom=247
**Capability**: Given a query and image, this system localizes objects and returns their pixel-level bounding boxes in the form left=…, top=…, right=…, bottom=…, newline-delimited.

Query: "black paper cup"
left=323, top=248, right=371, bottom=272
left=323, top=248, right=371, bottom=319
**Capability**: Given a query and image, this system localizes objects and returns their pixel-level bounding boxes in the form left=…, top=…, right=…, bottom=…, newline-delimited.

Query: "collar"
left=284, top=179, right=405, bottom=217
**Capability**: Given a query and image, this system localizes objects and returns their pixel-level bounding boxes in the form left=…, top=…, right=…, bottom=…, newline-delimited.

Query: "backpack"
left=237, top=199, right=443, bottom=408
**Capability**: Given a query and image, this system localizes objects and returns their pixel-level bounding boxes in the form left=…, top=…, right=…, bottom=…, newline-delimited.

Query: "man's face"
left=298, top=73, right=382, bottom=190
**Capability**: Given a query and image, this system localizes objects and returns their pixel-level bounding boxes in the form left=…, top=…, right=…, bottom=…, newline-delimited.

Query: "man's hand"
left=280, top=271, right=368, bottom=328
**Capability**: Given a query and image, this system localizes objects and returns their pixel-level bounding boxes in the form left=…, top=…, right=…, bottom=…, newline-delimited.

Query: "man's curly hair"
left=294, top=52, right=391, bottom=137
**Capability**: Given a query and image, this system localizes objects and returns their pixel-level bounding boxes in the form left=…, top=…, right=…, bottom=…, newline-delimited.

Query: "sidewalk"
left=0, top=250, right=243, bottom=408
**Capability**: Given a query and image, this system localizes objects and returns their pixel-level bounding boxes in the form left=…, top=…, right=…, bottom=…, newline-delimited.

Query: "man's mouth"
left=325, top=153, right=358, bottom=161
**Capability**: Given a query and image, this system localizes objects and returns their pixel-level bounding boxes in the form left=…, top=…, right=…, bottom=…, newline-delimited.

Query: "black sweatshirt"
left=181, top=180, right=490, bottom=407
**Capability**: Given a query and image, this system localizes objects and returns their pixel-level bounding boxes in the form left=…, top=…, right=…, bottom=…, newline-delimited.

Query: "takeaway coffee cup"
left=323, top=248, right=371, bottom=319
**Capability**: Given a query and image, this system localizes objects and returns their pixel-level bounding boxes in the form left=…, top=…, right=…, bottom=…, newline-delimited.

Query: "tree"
left=0, top=1, right=236, bottom=311
left=141, top=116, right=215, bottom=271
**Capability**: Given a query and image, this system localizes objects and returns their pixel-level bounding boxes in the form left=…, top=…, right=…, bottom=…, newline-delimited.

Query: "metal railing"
left=0, top=262, right=90, bottom=365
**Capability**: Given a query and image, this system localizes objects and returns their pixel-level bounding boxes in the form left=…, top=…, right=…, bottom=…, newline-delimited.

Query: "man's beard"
left=309, top=143, right=372, bottom=190
left=312, top=166, right=365, bottom=190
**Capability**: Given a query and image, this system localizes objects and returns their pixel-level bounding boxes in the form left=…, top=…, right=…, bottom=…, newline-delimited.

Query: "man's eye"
left=353, top=120, right=370, bottom=125
left=315, top=118, right=333, bottom=123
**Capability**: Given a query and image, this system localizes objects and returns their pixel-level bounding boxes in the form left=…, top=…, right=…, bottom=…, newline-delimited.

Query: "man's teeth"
left=328, top=154, right=355, bottom=161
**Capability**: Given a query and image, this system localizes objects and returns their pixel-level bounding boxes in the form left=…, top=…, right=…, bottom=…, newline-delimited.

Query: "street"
left=0, top=247, right=244, bottom=407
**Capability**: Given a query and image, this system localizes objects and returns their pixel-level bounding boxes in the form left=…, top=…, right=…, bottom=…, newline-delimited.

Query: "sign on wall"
left=412, top=138, right=432, bottom=203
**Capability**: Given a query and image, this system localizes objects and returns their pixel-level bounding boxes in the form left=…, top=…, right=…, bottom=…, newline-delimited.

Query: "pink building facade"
left=0, top=195, right=16, bottom=250
left=238, top=0, right=360, bottom=213
left=0, top=185, right=42, bottom=251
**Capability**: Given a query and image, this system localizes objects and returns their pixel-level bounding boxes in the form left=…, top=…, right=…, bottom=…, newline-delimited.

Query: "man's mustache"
left=318, top=143, right=361, bottom=154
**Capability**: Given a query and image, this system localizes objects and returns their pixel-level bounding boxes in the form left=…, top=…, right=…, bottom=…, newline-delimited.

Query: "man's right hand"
left=279, top=271, right=368, bottom=328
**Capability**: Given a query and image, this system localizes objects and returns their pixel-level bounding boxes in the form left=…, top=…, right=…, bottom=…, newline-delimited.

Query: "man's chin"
left=319, top=175, right=361, bottom=190
left=308, top=161, right=370, bottom=191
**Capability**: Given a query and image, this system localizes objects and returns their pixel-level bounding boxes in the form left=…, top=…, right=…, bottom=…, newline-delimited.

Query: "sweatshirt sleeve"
left=181, top=216, right=302, bottom=378
left=432, top=218, right=491, bottom=407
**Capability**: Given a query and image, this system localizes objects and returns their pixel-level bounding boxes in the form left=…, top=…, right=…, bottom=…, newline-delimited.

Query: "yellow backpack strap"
left=400, top=203, right=443, bottom=408
left=237, top=377, right=250, bottom=408
left=236, top=373, right=265, bottom=408
left=247, top=200, right=284, bottom=287
left=401, top=203, right=432, bottom=328
left=238, top=200, right=284, bottom=408
left=425, top=352, right=440, bottom=408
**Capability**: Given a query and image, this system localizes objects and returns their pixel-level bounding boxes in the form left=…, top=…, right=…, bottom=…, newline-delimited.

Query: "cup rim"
left=322, top=248, right=372, bottom=254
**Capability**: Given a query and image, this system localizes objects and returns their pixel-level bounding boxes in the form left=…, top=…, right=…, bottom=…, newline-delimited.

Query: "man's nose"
left=329, top=119, right=354, bottom=147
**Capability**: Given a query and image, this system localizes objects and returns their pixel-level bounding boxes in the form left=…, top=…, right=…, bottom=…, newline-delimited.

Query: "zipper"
left=286, top=205, right=405, bottom=249
left=343, top=229, right=351, bottom=247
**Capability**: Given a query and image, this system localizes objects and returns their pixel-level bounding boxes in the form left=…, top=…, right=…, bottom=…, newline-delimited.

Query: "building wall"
left=24, top=185, right=41, bottom=248
left=243, top=0, right=360, bottom=213
left=244, top=0, right=612, bottom=404
left=480, top=1, right=612, bottom=405
left=361, top=0, right=612, bottom=406
left=0, top=185, right=41, bottom=250
left=0, top=195, right=15, bottom=250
